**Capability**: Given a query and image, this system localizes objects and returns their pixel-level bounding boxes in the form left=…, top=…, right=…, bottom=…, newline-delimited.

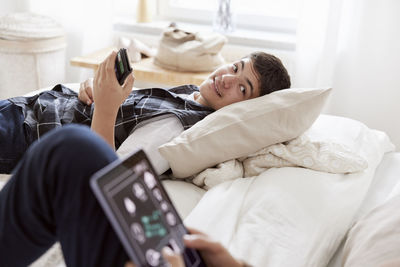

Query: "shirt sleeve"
left=116, top=115, right=184, bottom=175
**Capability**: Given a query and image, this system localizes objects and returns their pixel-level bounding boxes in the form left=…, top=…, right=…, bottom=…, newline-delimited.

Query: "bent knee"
left=40, top=125, right=118, bottom=183
left=50, top=125, right=116, bottom=162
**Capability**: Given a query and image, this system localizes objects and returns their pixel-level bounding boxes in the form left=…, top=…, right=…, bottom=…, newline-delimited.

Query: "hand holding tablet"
left=90, top=149, right=206, bottom=267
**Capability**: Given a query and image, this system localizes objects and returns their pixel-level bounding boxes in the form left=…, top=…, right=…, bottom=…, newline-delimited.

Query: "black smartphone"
left=90, top=149, right=206, bottom=267
left=115, top=48, right=133, bottom=85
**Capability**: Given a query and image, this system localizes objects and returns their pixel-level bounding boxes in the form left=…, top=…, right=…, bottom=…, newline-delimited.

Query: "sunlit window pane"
left=239, top=0, right=300, bottom=18
left=169, top=0, right=300, bottom=18
left=170, top=0, right=215, bottom=10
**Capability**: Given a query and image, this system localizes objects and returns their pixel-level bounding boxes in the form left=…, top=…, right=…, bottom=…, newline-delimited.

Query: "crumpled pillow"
left=154, top=26, right=227, bottom=72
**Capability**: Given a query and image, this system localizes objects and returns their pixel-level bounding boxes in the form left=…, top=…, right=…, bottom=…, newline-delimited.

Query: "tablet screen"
left=91, top=150, right=205, bottom=267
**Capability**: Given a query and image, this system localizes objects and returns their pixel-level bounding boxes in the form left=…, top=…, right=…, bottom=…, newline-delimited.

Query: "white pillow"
left=116, top=115, right=184, bottom=175
left=158, top=87, right=332, bottom=178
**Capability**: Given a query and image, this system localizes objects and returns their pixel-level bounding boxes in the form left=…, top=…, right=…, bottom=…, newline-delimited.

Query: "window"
left=113, top=0, right=139, bottom=19
left=157, top=0, right=300, bottom=33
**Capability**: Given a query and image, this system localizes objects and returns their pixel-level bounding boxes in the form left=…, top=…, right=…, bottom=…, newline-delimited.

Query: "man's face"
left=197, top=58, right=261, bottom=110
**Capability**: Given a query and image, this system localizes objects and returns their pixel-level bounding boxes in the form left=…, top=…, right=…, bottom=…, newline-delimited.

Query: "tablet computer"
left=90, top=149, right=205, bottom=267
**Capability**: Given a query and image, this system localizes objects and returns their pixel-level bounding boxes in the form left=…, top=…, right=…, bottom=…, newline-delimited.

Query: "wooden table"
left=70, top=47, right=210, bottom=86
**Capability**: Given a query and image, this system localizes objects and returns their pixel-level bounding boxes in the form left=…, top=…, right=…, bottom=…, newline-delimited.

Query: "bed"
left=1, top=84, right=399, bottom=267
left=327, top=152, right=400, bottom=267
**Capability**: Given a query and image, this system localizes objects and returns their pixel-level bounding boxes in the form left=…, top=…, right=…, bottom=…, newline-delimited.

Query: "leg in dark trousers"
left=0, top=125, right=129, bottom=267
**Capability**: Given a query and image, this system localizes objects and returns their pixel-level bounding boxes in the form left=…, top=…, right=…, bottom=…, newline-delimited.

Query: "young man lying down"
left=0, top=51, right=291, bottom=174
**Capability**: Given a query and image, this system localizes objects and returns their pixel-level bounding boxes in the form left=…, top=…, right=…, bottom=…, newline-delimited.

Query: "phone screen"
left=115, top=48, right=132, bottom=85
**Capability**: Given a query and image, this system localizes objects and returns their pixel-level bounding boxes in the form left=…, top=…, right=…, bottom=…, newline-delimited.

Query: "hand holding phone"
left=115, top=48, right=133, bottom=85
left=92, top=50, right=134, bottom=122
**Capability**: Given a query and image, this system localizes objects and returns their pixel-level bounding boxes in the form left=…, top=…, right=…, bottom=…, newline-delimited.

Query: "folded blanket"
left=190, top=115, right=370, bottom=189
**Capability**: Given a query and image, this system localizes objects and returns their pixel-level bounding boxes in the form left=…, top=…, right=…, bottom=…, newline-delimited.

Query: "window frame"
left=156, top=0, right=298, bottom=33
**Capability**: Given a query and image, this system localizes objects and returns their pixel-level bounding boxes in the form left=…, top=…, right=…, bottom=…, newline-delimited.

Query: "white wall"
left=325, top=0, right=400, bottom=150
left=0, top=0, right=114, bottom=83
left=31, top=0, right=115, bottom=82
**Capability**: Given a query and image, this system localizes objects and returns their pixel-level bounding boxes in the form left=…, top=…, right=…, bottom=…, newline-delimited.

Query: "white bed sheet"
left=327, top=151, right=400, bottom=267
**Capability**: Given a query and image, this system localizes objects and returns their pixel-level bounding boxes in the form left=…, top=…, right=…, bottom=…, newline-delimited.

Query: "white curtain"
left=293, top=0, right=339, bottom=88
left=294, top=0, right=400, bottom=149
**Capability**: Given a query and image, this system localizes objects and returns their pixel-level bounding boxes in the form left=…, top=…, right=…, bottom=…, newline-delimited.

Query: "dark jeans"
left=0, top=125, right=129, bottom=267
left=0, top=100, right=32, bottom=174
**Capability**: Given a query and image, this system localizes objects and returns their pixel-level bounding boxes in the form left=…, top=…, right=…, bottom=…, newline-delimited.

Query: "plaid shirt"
left=10, top=84, right=214, bottom=149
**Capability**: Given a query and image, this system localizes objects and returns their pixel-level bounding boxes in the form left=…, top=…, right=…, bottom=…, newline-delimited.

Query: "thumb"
left=162, top=247, right=185, bottom=267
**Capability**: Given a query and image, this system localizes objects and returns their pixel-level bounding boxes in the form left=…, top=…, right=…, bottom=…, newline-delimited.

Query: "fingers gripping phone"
left=115, top=48, right=133, bottom=85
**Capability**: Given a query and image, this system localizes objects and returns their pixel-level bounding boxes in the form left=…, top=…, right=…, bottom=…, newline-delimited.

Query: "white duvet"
left=184, top=115, right=395, bottom=267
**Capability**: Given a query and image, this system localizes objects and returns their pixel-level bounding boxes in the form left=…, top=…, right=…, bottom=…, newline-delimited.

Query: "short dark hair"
left=248, top=51, right=291, bottom=96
